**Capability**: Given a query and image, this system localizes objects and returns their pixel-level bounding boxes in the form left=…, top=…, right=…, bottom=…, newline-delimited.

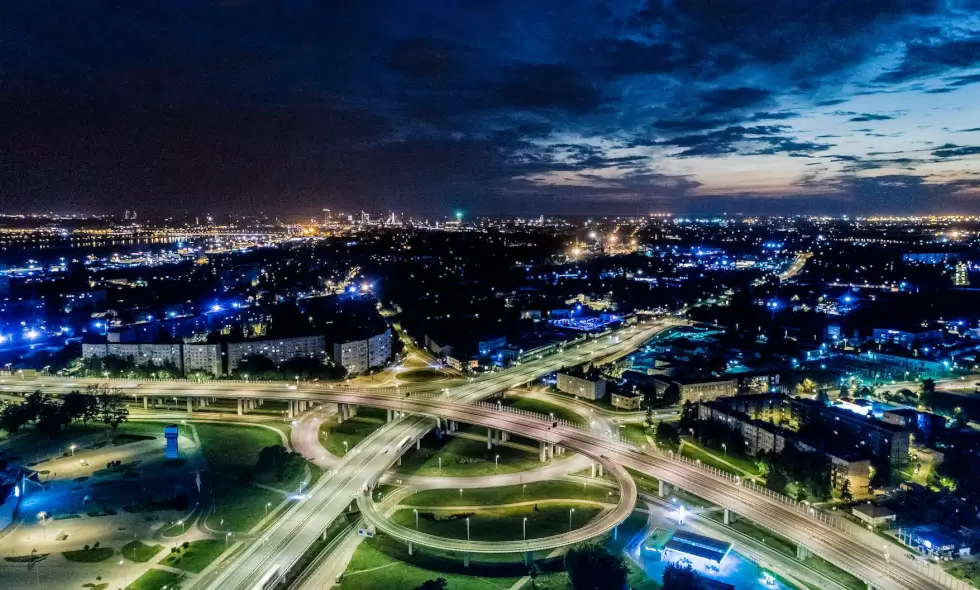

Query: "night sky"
left=2, top=1, right=979, bottom=216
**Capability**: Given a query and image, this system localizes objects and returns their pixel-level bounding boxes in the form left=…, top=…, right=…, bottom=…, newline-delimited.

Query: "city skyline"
left=1, top=1, right=979, bottom=216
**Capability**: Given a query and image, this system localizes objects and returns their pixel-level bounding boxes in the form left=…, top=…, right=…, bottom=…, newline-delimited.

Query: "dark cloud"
left=0, top=0, right=975, bottom=214
left=490, top=63, right=604, bottom=114
left=848, top=114, right=895, bottom=122
left=876, top=37, right=980, bottom=84
left=933, top=145, right=980, bottom=158
left=698, top=87, right=772, bottom=114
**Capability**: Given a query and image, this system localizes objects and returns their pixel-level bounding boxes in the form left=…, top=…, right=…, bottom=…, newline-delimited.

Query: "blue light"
left=844, top=296, right=852, bottom=303
left=25, top=329, right=39, bottom=340
left=211, top=304, right=221, bottom=312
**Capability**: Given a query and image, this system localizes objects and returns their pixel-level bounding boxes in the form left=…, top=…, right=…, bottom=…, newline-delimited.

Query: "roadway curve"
left=356, top=452, right=636, bottom=555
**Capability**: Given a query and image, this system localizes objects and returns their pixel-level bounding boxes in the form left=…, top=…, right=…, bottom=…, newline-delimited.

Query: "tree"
left=795, top=378, right=817, bottom=395
left=920, top=378, right=938, bottom=409
left=414, top=579, right=448, bottom=590
left=796, top=487, right=808, bottom=503
left=661, top=562, right=705, bottom=590
left=565, top=545, right=627, bottom=590
left=662, top=383, right=681, bottom=407
left=644, top=404, right=654, bottom=428
left=654, top=421, right=681, bottom=450
left=0, top=403, right=30, bottom=434
left=766, top=466, right=789, bottom=494
left=840, top=478, right=853, bottom=503
left=60, top=391, right=99, bottom=423
left=89, top=386, right=129, bottom=429
left=528, top=564, right=542, bottom=589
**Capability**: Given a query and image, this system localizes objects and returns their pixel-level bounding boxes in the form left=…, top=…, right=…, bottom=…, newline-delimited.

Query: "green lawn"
left=626, top=467, right=661, bottom=496
left=397, top=369, right=454, bottom=382
left=320, top=413, right=385, bottom=457
left=680, top=437, right=764, bottom=477
left=619, top=422, right=653, bottom=447
left=503, top=396, right=588, bottom=427
left=337, top=534, right=527, bottom=590
left=160, top=540, right=227, bottom=573
left=947, top=560, right=980, bottom=587
left=394, top=434, right=551, bottom=477
left=62, top=547, right=114, bottom=562
left=207, top=476, right=286, bottom=532
left=121, top=540, right=163, bottom=562
left=403, top=480, right=617, bottom=507
left=126, top=568, right=187, bottom=590
left=390, top=502, right=602, bottom=541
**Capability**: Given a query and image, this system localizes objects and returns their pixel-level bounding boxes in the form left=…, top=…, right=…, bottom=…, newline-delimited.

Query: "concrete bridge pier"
left=539, top=441, right=548, bottom=462
left=723, top=508, right=734, bottom=525
left=487, top=427, right=494, bottom=449
left=500, top=431, right=509, bottom=443
left=796, top=544, right=811, bottom=560
left=186, top=397, right=193, bottom=413
left=237, top=398, right=244, bottom=416
left=591, top=462, right=596, bottom=477
left=287, top=401, right=295, bottom=419
left=336, top=403, right=345, bottom=423
left=198, top=397, right=206, bottom=408
left=416, top=438, right=420, bottom=450
left=387, top=409, right=393, bottom=422
left=523, top=551, right=531, bottom=565
left=143, top=396, right=148, bottom=410
left=408, top=542, right=414, bottom=556
left=658, top=479, right=667, bottom=498
left=597, top=463, right=604, bottom=477
left=463, top=554, right=470, bottom=567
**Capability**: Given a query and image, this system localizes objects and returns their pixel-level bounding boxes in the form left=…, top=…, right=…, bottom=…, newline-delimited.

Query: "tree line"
left=0, top=385, right=129, bottom=436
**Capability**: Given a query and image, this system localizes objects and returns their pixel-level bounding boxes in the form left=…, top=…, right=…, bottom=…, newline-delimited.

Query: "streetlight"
left=522, top=484, right=527, bottom=499
left=225, top=532, right=232, bottom=548
left=569, top=508, right=575, bottom=531
left=414, top=509, right=419, bottom=530
left=495, top=455, right=499, bottom=470
left=265, top=502, right=271, bottom=516
left=343, top=441, right=349, bottom=455
left=523, top=517, right=528, bottom=540
left=466, top=517, right=470, bottom=541
left=70, top=443, right=77, bottom=457
left=722, top=443, right=727, bottom=457
left=459, top=488, right=463, bottom=499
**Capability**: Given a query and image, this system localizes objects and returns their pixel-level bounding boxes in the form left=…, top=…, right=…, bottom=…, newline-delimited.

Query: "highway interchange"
left=0, top=319, right=953, bottom=590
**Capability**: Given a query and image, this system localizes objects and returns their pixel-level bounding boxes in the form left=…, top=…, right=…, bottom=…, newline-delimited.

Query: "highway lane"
left=194, top=320, right=677, bottom=589
left=356, top=451, right=636, bottom=555
left=258, top=391, right=945, bottom=590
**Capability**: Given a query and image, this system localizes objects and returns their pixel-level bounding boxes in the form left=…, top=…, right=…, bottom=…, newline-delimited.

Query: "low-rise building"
left=672, top=376, right=738, bottom=403
left=557, top=372, right=607, bottom=400
left=611, top=391, right=643, bottom=410
left=851, top=504, right=897, bottom=529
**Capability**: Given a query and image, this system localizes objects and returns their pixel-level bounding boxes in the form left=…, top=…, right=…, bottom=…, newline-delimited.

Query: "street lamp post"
left=569, top=508, right=575, bottom=531
left=523, top=517, right=528, bottom=540
left=70, top=444, right=76, bottom=457
left=265, top=502, right=271, bottom=516
left=343, top=441, right=349, bottom=455
left=522, top=484, right=526, bottom=499
left=414, top=509, right=419, bottom=530
left=722, top=443, right=727, bottom=457
left=225, top=532, right=232, bottom=548
left=495, top=455, right=499, bottom=470
left=466, top=517, right=470, bottom=541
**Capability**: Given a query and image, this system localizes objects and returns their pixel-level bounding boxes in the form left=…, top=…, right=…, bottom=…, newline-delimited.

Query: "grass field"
left=619, top=422, right=653, bottom=447
left=394, top=434, right=551, bottom=477
left=126, top=568, right=186, bottom=590
left=403, top=480, right=617, bottom=507
left=207, top=476, right=286, bottom=532
left=397, top=368, right=454, bottom=382
left=390, top=502, right=602, bottom=541
left=680, top=437, right=764, bottom=477
left=947, top=560, right=980, bottom=587
left=337, top=535, right=524, bottom=590
left=503, top=396, right=588, bottom=427
left=161, top=539, right=227, bottom=573
left=319, top=411, right=386, bottom=457
left=62, top=547, right=114, bottom=562
left=121, top=540, right=163, bottom=562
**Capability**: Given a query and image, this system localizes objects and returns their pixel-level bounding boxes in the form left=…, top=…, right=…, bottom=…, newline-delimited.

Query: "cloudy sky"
left=1, top=0, right=979, bottom=216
